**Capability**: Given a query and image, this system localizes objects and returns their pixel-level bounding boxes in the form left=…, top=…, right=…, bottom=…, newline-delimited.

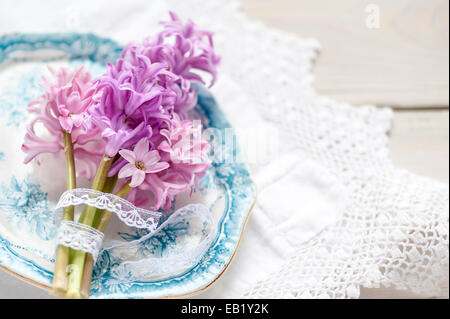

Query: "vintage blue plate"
left=0, top=33, right=255, bottom=298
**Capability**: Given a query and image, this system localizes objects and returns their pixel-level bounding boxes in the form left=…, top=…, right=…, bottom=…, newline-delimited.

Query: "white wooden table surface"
left=243, top=0, right=449, bottom=299
left=0, top=0, right=448, bottom=299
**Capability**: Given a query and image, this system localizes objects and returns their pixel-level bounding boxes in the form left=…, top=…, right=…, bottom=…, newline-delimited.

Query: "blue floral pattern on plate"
left=0, top=33, right=255, bottom=298
left=0, top=177, right=56, bottom=241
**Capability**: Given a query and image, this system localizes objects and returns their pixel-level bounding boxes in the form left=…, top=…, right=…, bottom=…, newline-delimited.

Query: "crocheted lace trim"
left=165, top=0, right=449, bottom=298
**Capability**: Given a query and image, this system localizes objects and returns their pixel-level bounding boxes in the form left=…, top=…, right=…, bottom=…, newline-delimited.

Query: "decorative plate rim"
left=0, top=32, right=257, bottom=298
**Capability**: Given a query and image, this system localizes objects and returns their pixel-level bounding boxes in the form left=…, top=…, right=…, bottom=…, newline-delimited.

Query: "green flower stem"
left=98, top=182, right=133, bottom=231
left=51, top=131, right=76, bottom=297
left=92, top=175, right=119, bottom=229
left=66, top=154, right=114, bottom=299
left=79, top=182, right=132, bottom=299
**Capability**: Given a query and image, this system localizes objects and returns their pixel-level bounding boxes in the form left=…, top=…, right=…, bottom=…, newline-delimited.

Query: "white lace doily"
left=3, top=0, right=448, bottom=299
left=163, top=0, right=448, bottom=298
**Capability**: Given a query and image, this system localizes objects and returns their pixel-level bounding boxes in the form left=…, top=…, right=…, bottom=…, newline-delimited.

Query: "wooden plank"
left=390, top=110, right=449, bottom=183
left=242, top=0, right=449, bottom=108
left=360, top=285, right=449, bottom=299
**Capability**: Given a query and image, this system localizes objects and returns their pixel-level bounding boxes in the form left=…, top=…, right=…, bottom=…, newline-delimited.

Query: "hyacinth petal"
left=158, top=144, right=173, bottom=157
left=159, top=129, right=171, bottom=143
left=168, top=10, right=179, bottom=22
left=142, top=150, right=160, bottom=166
left=134, top=138, right=149, bottom=160
left=129, top=170, right=146, bottom=188
left=118, top=163, right=137, bottom=179
left=105, top=122, right=151, bottom=158
left=108, top=157, right=128, bottom=177
left=119, top=149, right=136, bottom=163
left=126, top=188, right=150, bottom=208
left=58, top=116, right=73, bottom=133
left=58, top=105, right=70, bottom=117
left=73, top=147, right=103, bottom=180
left=123, top=90, right=151, bottom=116
left=104, top=133, right=127, bottom=157
left=141, top=174, right=168, bottom=210
left=22, top=141, right=61, bottom=164
left=66, top=91, right=81, bottom=112
left=146, top=161, right=170, bottom=174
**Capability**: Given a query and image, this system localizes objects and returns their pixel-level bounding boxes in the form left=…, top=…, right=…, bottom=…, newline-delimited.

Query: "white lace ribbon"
left=55, top=188, right=216, bottom=279
left=57, top=221, right=104, bottom=261
left=56, top=188, right=161, bottom=231
left=103, top=203, right=216, bottom=279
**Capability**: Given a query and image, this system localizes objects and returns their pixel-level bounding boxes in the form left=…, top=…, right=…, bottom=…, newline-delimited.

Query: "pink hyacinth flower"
left=22, top=66, right=104, bottom=180
left=118, top=138, right=170, bottom=188
left=40, top=65, right=96, bottom=133
left=158, top=114, right=210, bottom=164
left=131, top=114, right=211, bottom=211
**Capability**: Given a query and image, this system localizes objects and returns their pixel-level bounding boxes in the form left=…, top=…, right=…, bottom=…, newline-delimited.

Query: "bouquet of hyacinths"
left=22, top=12, right=219, bottom=299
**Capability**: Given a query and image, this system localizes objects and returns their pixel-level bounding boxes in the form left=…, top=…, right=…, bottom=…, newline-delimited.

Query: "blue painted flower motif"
left=90, top=250, right=112, bottom=293
left=0, top=177, right=56, bottom=240
left=101, top=265, right=134, bottom=294
left=0, top=152, right=4, bottom=161
left=0, top=98, right=18, bottom=126
left=91, top=249, right=137, bottom=295
left=15, top=71, right=43, bottom=102
left=7, top=110, right=27, bottom=127
left=0, top=69, right=42, bottom=127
